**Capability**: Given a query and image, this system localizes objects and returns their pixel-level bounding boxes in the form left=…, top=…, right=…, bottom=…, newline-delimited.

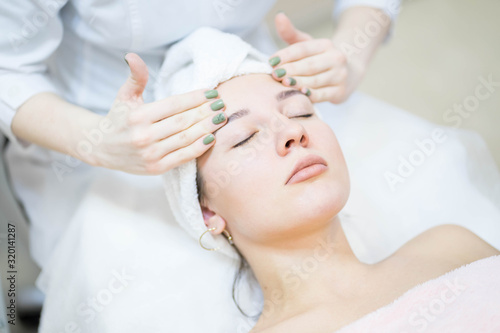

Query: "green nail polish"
left=210, top=99, right=224, bottom=111
left=212, top=113, right=226, bottom=124
left=269, top=56, right=281, bottom=67
left=204, top=89, right=218, bottom=99
left=124, top=56, right=129, bottom=67
left=305, top=88, right=311, bottom=96
left=288, top=77, right=297, bottom=86
left=275, top=68, right=286, bottom=78
left=203, top=134, right=215, bottom=145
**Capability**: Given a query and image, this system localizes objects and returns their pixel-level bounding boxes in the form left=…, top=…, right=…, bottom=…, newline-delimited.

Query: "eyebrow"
left=212, top=89, right=304, bottom=135
left=276, top=89, right=304, bottom=102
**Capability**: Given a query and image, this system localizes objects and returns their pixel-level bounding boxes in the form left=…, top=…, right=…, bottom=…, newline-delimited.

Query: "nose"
left=276, top=116, right=309, bottom=155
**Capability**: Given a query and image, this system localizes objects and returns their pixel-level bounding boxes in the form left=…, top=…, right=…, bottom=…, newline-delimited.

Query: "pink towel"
left=336, top=255, right=500, bottom=333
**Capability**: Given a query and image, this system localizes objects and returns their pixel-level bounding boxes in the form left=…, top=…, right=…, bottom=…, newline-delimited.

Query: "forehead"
left=217, top=74, right=280, bottom=108
left=217, top=74, right=305, bottom=117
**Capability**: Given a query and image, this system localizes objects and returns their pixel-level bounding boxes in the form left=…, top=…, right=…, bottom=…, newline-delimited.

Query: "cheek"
left=202, top=151, right=273, bottom=211
left=203, top=151, right=283, bottom=238
left=311, top=123, right=345, bottom=164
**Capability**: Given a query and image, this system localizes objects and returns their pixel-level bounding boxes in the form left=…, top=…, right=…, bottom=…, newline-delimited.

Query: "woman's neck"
left=245, top=216, right=371, bottom=328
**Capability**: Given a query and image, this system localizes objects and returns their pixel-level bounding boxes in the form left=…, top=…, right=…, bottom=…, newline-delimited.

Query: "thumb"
left=274, top=12, right=312, bottom=45
left=118, top=52, right=149, bottom=101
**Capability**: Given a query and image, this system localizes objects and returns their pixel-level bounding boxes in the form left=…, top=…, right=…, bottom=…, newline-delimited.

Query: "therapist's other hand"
left=269, top=13, right=362, bottom=104
left=93, top=53, right=227, bottom=175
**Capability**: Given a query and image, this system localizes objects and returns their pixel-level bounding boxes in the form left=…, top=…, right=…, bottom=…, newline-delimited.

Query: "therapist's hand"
left=92, top=53, right=227, bottom=175
left=268, top=13, right=364, bottom=104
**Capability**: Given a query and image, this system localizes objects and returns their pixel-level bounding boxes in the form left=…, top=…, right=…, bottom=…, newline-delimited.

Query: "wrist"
left=65, top=105, right=107, bottom=168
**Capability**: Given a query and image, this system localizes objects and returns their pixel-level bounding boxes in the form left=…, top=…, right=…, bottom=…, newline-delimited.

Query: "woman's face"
left=197, top=74, right=350, bottom=246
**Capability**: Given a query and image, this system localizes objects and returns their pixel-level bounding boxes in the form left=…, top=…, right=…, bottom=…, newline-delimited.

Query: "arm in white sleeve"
left=0, top=0, right=68, bottom=147
left=333, top=0, right=402, bottom=43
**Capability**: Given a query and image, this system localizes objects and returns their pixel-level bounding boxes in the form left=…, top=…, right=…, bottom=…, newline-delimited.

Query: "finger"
left=146, top=88, right=220, bottom=123
left=146, top=132, right=217, bottom=175
left=279, top=52, right=335, bottom=77
left=306, top=86, right=347, bottom=104
left=292, top=68, right=348, bottom=89
left=269, top=39, right=333, bottom=68
left=118, top=53, right=149, bottom=101
left=145, top=112, right=228, bottom=173
left=274, top=12, right=312, bottom=45
left=271, top=68, right=287, bottom=82
left=149, top=99, right=226, bottom=142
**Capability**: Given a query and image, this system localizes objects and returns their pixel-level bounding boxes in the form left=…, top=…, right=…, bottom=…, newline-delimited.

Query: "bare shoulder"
left=397, top=224, right=500, bottom=266
left=375, top=225, right=500, bottom=295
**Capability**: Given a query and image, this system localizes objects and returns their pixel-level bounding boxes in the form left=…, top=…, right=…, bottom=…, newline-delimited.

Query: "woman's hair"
left=196, top=165, right=260, bottom=319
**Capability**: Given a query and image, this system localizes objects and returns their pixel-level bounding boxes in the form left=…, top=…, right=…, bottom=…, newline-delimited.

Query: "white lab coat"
left=0, top=0, right=400, bottom=271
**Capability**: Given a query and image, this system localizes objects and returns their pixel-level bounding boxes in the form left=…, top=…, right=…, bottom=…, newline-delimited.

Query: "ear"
left=201, top=205, right=227, bottom=235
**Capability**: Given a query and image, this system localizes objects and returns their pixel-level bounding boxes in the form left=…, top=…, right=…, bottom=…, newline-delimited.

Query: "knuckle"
left=173, top=113, right=187, bottom=127
left=131, top=130, right=151, bottom=148
left=177, top=129, right=190, bottom=144
left=198, top=105, right=210, bottom=120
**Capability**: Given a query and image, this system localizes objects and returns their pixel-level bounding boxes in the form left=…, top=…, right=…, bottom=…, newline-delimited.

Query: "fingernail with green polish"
left=212, top=113, right=226, bottom=124
left=288, top=77, right=297, bottom=86
left=274, top=68, right=286, bottom=78
left=269, top=56, right=281, bottom=67
left=204, top=89, right=218, bottom=99
left=124, top=55, right=129, bottom=67
left=210, top=99, right=224, bottom=111
left=203, top=134, right=215, bottom=145
left=305, top=88, right=311, bottom=96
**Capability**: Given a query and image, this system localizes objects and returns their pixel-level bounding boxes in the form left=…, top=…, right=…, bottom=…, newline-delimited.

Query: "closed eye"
left=232, top=114, right=313, bottom=148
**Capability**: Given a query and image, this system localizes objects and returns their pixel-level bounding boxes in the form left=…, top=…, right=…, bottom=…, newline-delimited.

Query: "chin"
left=291, top=176, right=349, bottom=223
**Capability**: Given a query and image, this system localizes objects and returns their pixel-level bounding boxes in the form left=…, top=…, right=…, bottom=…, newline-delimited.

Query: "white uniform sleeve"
left=333, top=0, right=402, bottom=43
left=0, top=1, right=68, bottom=147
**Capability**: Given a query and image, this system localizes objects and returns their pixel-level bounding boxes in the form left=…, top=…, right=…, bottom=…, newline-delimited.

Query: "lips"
left=286, top=154, right=328, bottom=185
